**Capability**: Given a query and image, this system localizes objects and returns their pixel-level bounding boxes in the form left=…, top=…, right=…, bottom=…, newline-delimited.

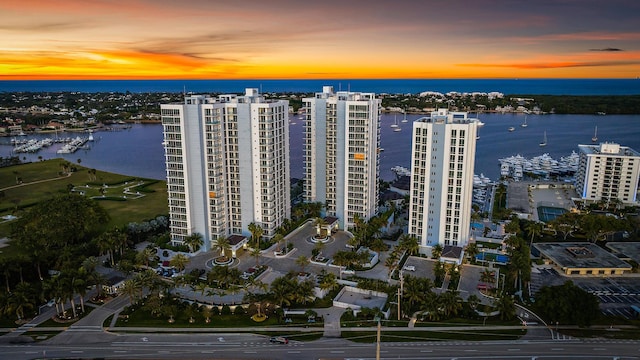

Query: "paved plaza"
left=507, top=181, right=578, bottom=221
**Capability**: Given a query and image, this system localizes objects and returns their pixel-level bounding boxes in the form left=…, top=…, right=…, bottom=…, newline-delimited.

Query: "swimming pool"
left=537, top=206, right=567, bottom=222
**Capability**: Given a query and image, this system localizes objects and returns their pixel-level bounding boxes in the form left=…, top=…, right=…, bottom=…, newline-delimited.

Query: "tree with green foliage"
left=399, top=234, right=419, bottom=256
left=494, top=294, right=516, bottom=321
left=431, top=244, right=443, bottom=259
left=11, top=194, right=109, bottom=274
left=169, top=254, right=190, bottom=273
left=524, top=221, right=544, bottom=246
left=247, top=222, right=263, bottom=246
left=184, top=233, right=204, bottom=253
left=534, top=281, right=599, bottom=327
left=215, top=237, right=231, bottom=258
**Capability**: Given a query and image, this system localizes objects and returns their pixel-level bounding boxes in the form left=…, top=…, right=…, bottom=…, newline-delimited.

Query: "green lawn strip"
left=26, top=330, right=64, bottom=342
left=117, top=308, right=283, bottom=328
left=342, top=320, right=409, bottom=328
left=342, top=329, right=525, bottom=342
left=36, top=306, right=95, bottom=328
left=0, top=160, right=168, bottom=239
left=561, top=328, right=640, bottom=340
left=0, top=315, right=20, bottom=328
left=414, top=317, right=521, bottom=327
left=0, top=160, right=69, bottom=189
left=103, top=314, right=114, bottom=328
left=253, top=331, right=324, bottom=342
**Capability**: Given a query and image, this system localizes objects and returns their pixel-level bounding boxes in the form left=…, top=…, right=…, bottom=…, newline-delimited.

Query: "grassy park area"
left=0, top=159, right=168, bottom=238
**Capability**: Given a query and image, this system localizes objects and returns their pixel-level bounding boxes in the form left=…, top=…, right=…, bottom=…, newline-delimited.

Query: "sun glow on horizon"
left=1, top=1, right=639, bottom=80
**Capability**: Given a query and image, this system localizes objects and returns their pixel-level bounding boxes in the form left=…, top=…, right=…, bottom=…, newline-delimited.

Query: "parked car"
left=403, top=265, right=416, bottom=271
left=270, top=336, right=288, bottom=344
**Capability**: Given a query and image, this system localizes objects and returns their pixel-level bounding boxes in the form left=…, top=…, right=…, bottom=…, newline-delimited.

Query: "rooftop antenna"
left=183, top=85, right=186, bottom=96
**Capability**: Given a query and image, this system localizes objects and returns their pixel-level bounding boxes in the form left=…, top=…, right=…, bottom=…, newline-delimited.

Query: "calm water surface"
left=2, top=113, right=639, bottom=182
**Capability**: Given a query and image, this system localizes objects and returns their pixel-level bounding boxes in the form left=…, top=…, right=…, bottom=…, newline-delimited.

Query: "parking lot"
left=530, top=267, right=640, bottom=320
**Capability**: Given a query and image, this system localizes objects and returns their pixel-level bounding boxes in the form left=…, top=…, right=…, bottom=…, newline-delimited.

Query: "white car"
left=403, top=265, right=416, bottom=271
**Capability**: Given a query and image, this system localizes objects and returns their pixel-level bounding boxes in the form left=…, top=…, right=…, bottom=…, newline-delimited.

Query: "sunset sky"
left=1, top=0, right=639, bottom=80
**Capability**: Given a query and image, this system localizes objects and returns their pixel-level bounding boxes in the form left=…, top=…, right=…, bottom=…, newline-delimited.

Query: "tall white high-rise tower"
left=302, top=86, right=381, bottom=229
left=575, top=142, right=640, bottom=206
left=160, top=89, right=290, bottom=252
left=408, top=109, right=480, bottom=254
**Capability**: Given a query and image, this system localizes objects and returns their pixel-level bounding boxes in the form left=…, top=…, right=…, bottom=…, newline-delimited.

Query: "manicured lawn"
left=562, top=328, right=640, bottom=340
left=342, top=329, right=525, bottom=342
left=117, top=307, right=283, bottom=328
left=37, top=306, right=95, bottom=328
left=415, top=317, right=522, bottom=327
left=0, top=159, right=168, bottom=238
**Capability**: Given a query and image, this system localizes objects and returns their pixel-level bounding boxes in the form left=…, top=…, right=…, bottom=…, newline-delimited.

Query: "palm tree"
left=346, top=235, right=360, bottom=250
left=465, top=243, right=479, bottom=264
left=136, top=247, right=157, bottom=268
left=318, top=272, right=339, bottom=293
left=184, top=233, right=204, bottom=253
left=121, top=278, right=140, bottom=305
left=384, top=251, right=399, bottom=276
left=215, top=237, right=231, bottom=258
left=431, top=244, right=443, bottom=260
left=494, top=294, right=516, bottom=320
left=269, top=276, right=294, bottom=309
left=296, top=255, right=310, bottom=273
left=467, top=294, right=480, bottom=312
left=480, top=268, right=495, bottom=285
left=96, top=231, right=117, bottom=266
left=0, top=258, right=13, bottom=293
left=525, top=221, right=544, bottom=247
left=6, top=282, right=35, bottom=321
left=272, top=233, right=285, bottom=252
left=293, top=280, right=315, bottom=305
left=399, top=234, right=419, bottom=255
left=247, top=222, right=264, bottom=246
left=201, top=305, right=213, bottom=323
left=250, top=247, right=262, bottom=267
left=73, top=269, right=89, bottom=313
left=313, top=217, right=328, bottom=238
left=170, top=254, right=190, bottom=273
left=440, top=290, right=462, bottom=318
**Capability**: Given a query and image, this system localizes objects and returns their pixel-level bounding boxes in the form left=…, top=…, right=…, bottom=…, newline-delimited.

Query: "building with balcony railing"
left=302, top=86, right=380, bottom=230
left=160, top=89, right=290, bottom=251
left=575, top=142, right=640, bottom=207
left=408, top=109, right=480, bottom=257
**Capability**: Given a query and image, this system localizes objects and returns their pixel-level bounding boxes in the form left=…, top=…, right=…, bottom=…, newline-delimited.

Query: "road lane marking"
left=508, top=348, right=521, bottom=351
left=551, top=348, right=564, bottom=351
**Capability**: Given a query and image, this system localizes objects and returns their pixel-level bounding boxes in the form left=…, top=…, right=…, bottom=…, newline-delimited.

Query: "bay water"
left=2, top=112, right=639, bottom=183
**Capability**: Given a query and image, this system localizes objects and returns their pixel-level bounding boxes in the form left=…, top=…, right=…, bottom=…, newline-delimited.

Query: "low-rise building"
left=534, top=242, right=632, bottom=275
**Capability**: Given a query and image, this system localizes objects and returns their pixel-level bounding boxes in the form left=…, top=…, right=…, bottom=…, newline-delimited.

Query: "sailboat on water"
left=390, top=115, right=399, bottom=128
left=401, top=110, right=408, bottom=123
left=539, top=131, right=547, bottom=147
left=521, top=115, right=528, bottom=128
left=591, top=126, right=598, bottom=142
left=391, top=114, right=401, bottom=132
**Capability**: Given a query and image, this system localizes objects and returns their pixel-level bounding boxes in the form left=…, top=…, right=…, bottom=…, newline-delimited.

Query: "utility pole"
left=376, top=319, right=381, bottom=360
left=397, top=270, right=404, bottom=320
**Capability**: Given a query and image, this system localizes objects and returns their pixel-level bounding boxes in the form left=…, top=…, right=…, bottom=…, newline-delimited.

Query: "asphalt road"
left=1, top=334, right=639, bottom=360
